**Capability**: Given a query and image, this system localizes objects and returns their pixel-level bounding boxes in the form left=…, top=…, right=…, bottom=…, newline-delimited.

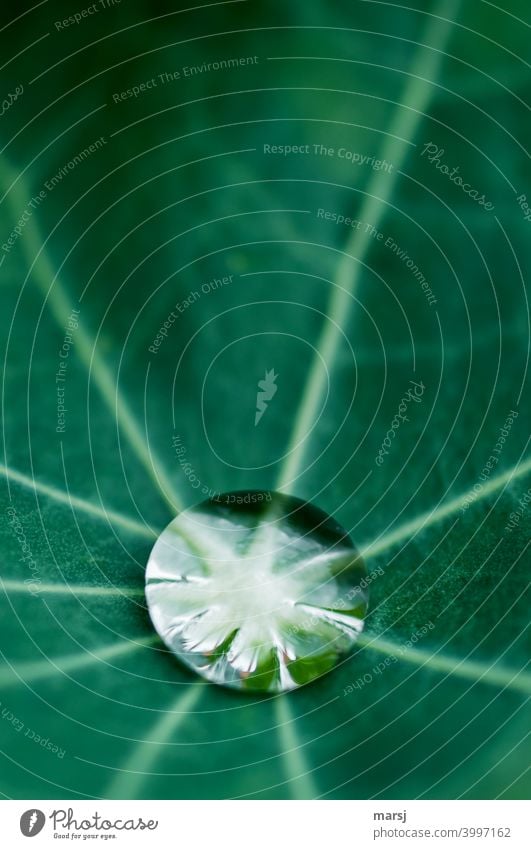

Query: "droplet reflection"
left=145, top=491, right=368, bottom=692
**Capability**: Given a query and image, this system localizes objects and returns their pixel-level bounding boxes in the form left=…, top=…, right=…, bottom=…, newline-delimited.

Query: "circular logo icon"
left=20, top=810, right=45, bottom=837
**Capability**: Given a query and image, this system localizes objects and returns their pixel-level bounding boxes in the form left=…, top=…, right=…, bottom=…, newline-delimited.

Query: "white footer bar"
left=1, top=800, right=528, bottom=848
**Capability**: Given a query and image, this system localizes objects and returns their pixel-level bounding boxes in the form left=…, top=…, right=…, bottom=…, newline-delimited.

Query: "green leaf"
left=0, top=0, right=530, bottom=801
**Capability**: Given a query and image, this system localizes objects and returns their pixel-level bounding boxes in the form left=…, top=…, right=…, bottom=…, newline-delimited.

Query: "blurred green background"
left=0, top=0, right=530, bottom=799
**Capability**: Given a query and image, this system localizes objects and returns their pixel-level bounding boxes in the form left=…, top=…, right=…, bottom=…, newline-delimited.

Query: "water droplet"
left=146, top=491, right=368, bottom=692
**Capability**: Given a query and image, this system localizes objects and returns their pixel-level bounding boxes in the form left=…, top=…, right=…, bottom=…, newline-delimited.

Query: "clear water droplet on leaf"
left=146, top=491, right=368, bottom=692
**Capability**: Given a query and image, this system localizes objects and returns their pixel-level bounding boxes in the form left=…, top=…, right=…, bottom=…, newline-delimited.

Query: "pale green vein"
left=0, top=634, right=158, bottom=688
left=274, top=697, right=320, bottom=799
left=0, top=462, right=156, bottom=538
left=362, top=454, right=531, bottom=560
left=1, top=162, right=182, bottom=512
left=1, top=578, right=143, bottom=597
left=357, top=633, right=531, bottom=695
left=276, top=0, right=460, bottom=490
left=106, top=684, right=203, bottom=799
left=4, top=452, right=528, bottom=601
